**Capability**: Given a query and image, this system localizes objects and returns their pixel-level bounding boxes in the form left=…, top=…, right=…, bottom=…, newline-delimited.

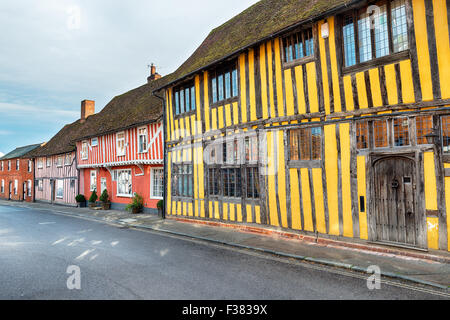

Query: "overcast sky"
left=0, top=0, right=259, bottom=155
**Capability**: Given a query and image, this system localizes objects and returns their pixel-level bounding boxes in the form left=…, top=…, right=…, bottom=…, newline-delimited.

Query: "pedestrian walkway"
left=1, top=199, right=449, bottom=291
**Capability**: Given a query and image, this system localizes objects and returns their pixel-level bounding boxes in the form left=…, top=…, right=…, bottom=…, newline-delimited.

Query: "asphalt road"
left=0, top=204, right=447, bottom=300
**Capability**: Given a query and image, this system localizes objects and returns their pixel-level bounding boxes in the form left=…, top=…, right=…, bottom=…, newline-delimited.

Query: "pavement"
left=1, top=199, right=449, bottom=291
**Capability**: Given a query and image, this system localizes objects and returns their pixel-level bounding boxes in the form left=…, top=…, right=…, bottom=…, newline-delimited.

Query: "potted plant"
left=88, top=190, right=98, bottom=208
left=75, top=194, right=86, bottom=208
left=125, top=193, right=144, bottom=214
left=157, top=199, right=164, bottom=218
left=99, top=189, right=111, bottom=210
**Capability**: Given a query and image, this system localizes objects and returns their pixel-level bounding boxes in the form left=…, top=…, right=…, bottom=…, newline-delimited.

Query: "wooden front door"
left=372, top=155, right=419, bottom=247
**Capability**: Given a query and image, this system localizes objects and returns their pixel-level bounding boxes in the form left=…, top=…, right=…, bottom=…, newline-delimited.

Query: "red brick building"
left=0, top=144, right=43, bottom=202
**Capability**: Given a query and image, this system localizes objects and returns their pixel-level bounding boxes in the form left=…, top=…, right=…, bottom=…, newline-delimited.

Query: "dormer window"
left=173, top=82, right=196, bottom=116
left=342, top=0, right=408, bottom=68
left=91, top=137, right=98, bottom=147
left=282, top=27, right=314, bottom=64
left=210, top=62, right=238, bottom=104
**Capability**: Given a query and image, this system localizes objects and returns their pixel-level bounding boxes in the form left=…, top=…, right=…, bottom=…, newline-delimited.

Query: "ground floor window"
left=1, top=180, right=4, bottom=193
left=117, top=169, right=132, bottom=197
left=442, top=115, right=450, bottom=153
left=246, top=167, right=259, bottom=199
left=90, top=170, right=97, bottom=191
left=56, top=179, right=64, bottom=198
left=27, top=180, right=32, bottom=196
left=151, top=168, right=164, bottom=199
left=14, top=180, right=18, bottom=195
left=208, top=167, right=220, bottom=196
left=223, top=168, right=241, bottom=198
left=172, top=164, right=192, bottom=197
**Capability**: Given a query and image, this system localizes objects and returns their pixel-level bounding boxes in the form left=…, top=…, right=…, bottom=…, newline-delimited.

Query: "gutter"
left=152, top=90, right=167, bottom=220
left=154, top=0, right=362, bottom=92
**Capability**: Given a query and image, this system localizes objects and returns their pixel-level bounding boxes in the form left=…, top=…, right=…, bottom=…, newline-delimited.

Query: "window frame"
left=441, top=115, right=450, bottom=154
left=56, top=179, right=64, bottom=199
left=138, top=126, right=148, bottom=154
left=81, top=141, right=89, bottom=160
left=1, top=179, right=4, bottom=193
left=340, top=0, right=411, bottom=74
left=281, top=25, right=316, bottom=68
left=91, top=137, right=98, bottom=147
left=173, top=81, right=196, bottom=118
left=172, top=163, right=193, bottom=198
left=16, top=159, right=19, bottom=170
left=56, top=155, right=63, bottom=167
left=288, top=126, right=323, bottom=168
left=90, top=170, right=97, bottom=192
left=64, top=153, right=71, bottom=166
left=116, top=169, right=133, bottom=198
left=150, top=167, right=164, bottom=199
left=116, top=132, right=126, bottom=157
left=209, top=60, right=239, bottom=106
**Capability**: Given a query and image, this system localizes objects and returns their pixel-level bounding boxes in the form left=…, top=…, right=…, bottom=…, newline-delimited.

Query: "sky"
left=0, top=0, right=259, bottom=155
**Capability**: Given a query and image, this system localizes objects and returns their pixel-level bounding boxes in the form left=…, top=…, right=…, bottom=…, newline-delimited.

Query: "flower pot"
left=78, top=201, right=87, bottom=208
left=88, top=202, right=97, bottom=208
left=157, top=207, right=163, bottom=218
left=131, top=207, right=141, bottom=214
left=102, top=202, right=111, bottom=210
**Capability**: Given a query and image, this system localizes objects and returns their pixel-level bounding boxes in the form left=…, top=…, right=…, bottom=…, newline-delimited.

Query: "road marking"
left=52, top=237, right=68, bottom=245
left=68, top=238, right=85, bottom=246
left=75, top=249, right=95, bottom=261
left=111, top=241, right=119, bottom=247
left=39, top=222, right=56, bottom=225
left=91, top=240, right=102, bottom=245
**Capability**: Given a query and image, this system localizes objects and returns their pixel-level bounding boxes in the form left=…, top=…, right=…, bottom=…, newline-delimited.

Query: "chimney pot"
left=147, top=64, right=162, bottom=83
left=81, top=100, right=95, bottom=122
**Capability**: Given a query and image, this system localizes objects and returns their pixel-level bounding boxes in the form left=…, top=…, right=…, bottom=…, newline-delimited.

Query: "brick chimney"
left=147, top=63, right=162, bottom=83
left=81, top=100, right=95, bottom=122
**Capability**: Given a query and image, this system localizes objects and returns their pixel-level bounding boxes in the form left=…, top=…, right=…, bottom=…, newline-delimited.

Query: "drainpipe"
left=32, top=158, right=36, bottom=203
left=152, top=90, right=166, bottom=220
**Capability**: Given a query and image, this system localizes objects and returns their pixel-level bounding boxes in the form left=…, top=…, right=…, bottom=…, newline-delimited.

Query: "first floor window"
left=282, top=27, right=314, bottom=63
left=8, top=160, right=11, bottom=170
left=90, top=170, right=97, bottom=191
left=65, top=153, right=71, bottom=166
left=46, top=157, right=51, bottom=167
left=56, top=180, right=64, bottom=198
left=173, top=82, right=196, bottom=115
left=246, top=167, right=260, bottom=199
left=57, top=156, right=63, bottom=167
left=81, top=142, right=88, bottom=160
left=245, top=136, right=258, bottom=162
left=117, top=169, right=132, bottom=196
left=16, top=159, right=19, bottom=170
left=1, top=180, right=4, bottom=193
left=28, top=160, right=32, bottom=172
left=138, top=127, right=148, bottom=153
left=151, top=168, right=164, bottom=198
left=1, top=161, right=3, bottom=171
left=373, top=119, right=389, bottom=148
left=91, top=137, right=98, bottom=147
left=172, top=164, right=192, bottom=197
left=116, top=132, right=126, bottom=156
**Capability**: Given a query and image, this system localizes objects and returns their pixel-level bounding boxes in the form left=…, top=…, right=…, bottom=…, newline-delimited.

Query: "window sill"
left=117, top=194, right=133, bottom=198
left=150, top=196, right=163, bottom=200
left=210, top=97, right=239, bottom=108
left=173, top=109, right=196, bottom=120
left=342, top=50, right=410, bottom=75
left=282, top=56, right=315, bottom=70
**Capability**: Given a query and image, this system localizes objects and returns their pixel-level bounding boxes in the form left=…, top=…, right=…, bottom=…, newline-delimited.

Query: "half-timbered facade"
left=29, top=101, right=96, bottom=206
left=0, top=144, right=42, bottom=202
left=75, top=69, right=166, bottom=213
left=159, top=0, right=450, bottom=252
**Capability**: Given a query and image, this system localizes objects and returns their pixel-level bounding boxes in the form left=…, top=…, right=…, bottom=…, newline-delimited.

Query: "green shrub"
left=88, top=190, right=98, bottom=203
left=157, top=199, right=164, bottom=210
left=125, top=193, right=144, bottom=213
left=99, top=189, right=109, bottom=203
left=75, top=194, right=86, bottom=203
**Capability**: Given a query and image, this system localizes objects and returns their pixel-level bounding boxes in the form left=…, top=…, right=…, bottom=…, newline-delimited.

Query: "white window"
left=56, top=179, right=64, bottom=198
left=1, top=161, right=3, bottom=171
left=16, top=159, right=19, bottom=170
left=151, top=168, right=164, bottom=199
left=90, top=170, right=97, bottom=192
left=81, top=141, right=88, bottom=160
left=116, top=132, right=126, bottom=156
left=65, top=153, right=71, bottom=166
left=138, top=127, right=148, bottom=153
left=46, top=157, right=51, bottom=167
left=91, top=137, right=98, bottom=147
left=8, top=160, right=11, bottom=171
left=27, top=180, right=32, bottom=196
left=14, top=179, right=18, bottom=195
left=117, top=169, right=132, bottom=197
left=100, top=177, right=107, bottom=194
left=1, top=180, right=4, bottom=193
left=57, top=156, right=63, bottom=167
left=28, top=160, right=32, bottom=172
left=38, top=180, right=43, bottom=191
left=37, top=159, right=43, bottom=169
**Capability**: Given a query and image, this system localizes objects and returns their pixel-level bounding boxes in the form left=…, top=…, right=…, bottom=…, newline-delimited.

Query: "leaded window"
left=173, top=82, right=196, bottom=116
left=210, top=63, right=238, bottom=104
left=282, top=28, right=314, bottom=63
left=393, top=117, right=410, bottom=147
left=289, top=127, right=322, bottom=161
left=342, top=0, right=409, bottom=67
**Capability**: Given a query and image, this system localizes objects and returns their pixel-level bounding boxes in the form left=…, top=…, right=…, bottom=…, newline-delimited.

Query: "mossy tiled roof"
left=160, top=0, right=356, bottom=88
left=0, top=144, right=42, bottom=160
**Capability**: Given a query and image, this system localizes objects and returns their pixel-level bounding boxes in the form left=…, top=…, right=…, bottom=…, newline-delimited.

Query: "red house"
left=75, top=68, right=167, bottom=213
left=0, top=144, right=43, bottom=202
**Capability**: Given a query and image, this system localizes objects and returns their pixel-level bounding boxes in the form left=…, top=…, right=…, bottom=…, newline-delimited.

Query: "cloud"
left=0, top=102, right=78, bottom=123
left=0, top=152, right=4, bottom=157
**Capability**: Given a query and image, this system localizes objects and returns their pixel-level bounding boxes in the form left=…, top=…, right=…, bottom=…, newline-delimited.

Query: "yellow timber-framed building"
left=157, top=0, right=450, bottom=252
